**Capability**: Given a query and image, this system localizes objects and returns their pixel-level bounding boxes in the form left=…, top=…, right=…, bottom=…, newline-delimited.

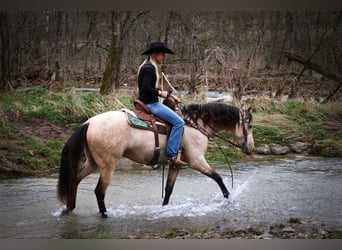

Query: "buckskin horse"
left=57, top=99, right=254, bottom=217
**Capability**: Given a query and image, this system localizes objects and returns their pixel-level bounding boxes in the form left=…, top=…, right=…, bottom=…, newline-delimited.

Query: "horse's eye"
left=248, top=125, right=252, bottom=129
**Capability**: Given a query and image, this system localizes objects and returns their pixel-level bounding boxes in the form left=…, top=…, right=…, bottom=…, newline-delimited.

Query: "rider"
left=138, top=41, right=186, bottom=166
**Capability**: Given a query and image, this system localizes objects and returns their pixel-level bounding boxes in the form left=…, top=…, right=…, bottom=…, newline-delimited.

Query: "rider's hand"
left=171, top=95, right=181, bottom=103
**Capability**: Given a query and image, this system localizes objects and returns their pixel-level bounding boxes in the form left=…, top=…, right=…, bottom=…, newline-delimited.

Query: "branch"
left=283, top=51, right=342, bottom=82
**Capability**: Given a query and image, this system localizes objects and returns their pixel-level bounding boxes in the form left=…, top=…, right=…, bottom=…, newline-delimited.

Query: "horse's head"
left=233, top=106, right=254, bottom=155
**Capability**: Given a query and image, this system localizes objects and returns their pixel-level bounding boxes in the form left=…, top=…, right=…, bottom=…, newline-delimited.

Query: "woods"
left=0, top=11, right=341, bottom=100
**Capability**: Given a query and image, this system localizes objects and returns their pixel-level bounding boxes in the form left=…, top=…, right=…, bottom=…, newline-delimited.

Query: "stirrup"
left=168, top=151, right=187, bottom=166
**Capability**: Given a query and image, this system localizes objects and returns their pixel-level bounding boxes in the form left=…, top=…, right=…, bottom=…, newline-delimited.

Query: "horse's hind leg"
left=162, top=165, right=181, bottom=206
left=95, top=169, right=114, bottom=218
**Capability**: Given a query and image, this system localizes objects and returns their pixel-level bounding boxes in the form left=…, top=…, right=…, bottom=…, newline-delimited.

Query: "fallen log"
left=283, top=51, right=342, bottom=82
left=284, top=52, right=342, bottom=102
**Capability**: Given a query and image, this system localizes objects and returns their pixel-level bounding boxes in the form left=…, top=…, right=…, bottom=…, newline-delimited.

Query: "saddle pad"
left=122, top=109, right=168, bottom=134
left=126, top=111, right=152, bottom=130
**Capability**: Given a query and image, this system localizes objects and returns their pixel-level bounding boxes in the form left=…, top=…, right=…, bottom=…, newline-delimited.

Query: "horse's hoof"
left=61, top=209, right=70, bottom=216
left=224, top=192, right=230, bottom=199
left=101, top=212, right=108, bottom=218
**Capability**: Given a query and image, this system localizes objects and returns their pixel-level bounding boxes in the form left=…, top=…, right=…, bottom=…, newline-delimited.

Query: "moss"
left=311, top=139, right=341, bottom=157
left=288, top=217, right=301, bottom=224
left=327, top=230, right=342, bottom=239
left=247, top=227, right=264, bottom=235
left=164, top=231, right=175, bottom=239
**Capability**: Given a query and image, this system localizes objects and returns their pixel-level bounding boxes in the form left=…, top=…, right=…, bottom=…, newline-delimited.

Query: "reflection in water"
left=0, top=157, right=341, bottom=238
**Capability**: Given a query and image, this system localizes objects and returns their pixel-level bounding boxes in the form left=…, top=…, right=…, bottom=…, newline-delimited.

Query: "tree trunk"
left=189, top=12, right=200, bottom=94
left=0, top=11, right=11, bottom=90
left=275, top=11, right=294, bottom=97
left=100, top=12, right=122, bottom=95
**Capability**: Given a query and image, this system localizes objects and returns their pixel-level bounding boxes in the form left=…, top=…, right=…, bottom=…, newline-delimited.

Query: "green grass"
left=0, top=121, right=62, bottom=176
left=0, top=91, right=126, bottom=124
left=253, top=99, right=342, bottom=157
left=327, top=231, right=342, bottom=239
left=164, top=231, right=175, bottom=239
left=248, top=227, right=264, bottom=235
left=205, top=131, right=243, bottom=164
left=288, top=217, right=301, bottom=224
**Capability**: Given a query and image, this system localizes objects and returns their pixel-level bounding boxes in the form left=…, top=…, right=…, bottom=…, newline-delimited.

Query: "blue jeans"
left=147, top=102, right=185, bottom=158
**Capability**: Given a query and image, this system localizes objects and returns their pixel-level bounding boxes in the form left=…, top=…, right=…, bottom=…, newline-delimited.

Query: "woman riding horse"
left=57, top=44, right=255, bottom=217
left=138, top=42, right=186, bottom=166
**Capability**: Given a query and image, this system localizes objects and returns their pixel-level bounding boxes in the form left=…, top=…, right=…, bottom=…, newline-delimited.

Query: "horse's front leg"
left=162, top=164, right=181, bottom=206
left=205, top=170, right=230, bottom=199
left=190, top=160, right=230, bottom=199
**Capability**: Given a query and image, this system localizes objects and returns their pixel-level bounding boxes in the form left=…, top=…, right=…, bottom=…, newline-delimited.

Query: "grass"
left=0, top=89, right=135, bottom=177
left=252, top=99, right=342, bottom=156
left=327, top=230, right=342, bottom=239
left=0, top=121, right=62, bottom=177
left=0, top=90, right=132, bottom=124
left=288, top=217, right=301, bottom=224
left=206, top=135, right=243, bottom=164
left=248, top=227, right=264, bottom=235
left=164, top=231, right=175, bottom=239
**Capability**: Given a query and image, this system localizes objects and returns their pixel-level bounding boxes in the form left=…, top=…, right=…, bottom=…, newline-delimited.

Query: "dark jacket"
left=138, top=62, right=160, bottom=104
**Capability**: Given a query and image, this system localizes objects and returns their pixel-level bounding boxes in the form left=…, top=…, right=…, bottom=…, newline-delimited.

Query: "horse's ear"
left=247, top=106, right=252, bottom=113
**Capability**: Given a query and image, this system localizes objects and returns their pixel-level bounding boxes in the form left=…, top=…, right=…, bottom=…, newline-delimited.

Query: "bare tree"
left=100, top=11, right=147, bottom=95
left=0, top=11, right=10, bottom=90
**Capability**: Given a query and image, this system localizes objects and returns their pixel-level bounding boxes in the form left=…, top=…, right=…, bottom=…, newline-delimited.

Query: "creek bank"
left=119, top=220, right=342, bottom=239
left=254, top=142, right=310, bottom=156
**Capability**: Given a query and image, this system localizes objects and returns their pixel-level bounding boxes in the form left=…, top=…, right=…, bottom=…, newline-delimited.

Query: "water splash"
left=52, top=206, right=66, bottom=217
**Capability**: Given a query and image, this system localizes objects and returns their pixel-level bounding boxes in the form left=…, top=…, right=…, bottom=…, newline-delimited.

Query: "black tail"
left=57, top=123, right=89, bottom=206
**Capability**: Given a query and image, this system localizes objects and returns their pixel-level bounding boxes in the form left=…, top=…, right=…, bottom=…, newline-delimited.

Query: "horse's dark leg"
left=63, top=162, right=95, bottom=215
left=95, top=176, right=110, bottom=218
left=162, top=165, right=181, bottom=206
left=62, top=180, right=80, bottom=214
left=204, top=170, right=230, bottom=199
left=190, top=160, right=230, bottom=199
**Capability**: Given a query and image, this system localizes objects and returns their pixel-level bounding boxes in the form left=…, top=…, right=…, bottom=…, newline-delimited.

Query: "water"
left=0, top=156, right=341, bottom=238
left=204, top=91, right=323, bottom=103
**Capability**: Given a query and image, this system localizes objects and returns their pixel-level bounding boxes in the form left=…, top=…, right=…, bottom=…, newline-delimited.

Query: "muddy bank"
left=120, top=221, right=342, bottom=239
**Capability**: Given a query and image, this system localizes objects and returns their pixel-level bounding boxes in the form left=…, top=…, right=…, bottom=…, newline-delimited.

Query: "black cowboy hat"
left=142, top=42, right=174, bottom=55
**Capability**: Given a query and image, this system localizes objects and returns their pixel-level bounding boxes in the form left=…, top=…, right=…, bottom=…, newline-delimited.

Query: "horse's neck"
left=198, top=119, right=223, bottom=136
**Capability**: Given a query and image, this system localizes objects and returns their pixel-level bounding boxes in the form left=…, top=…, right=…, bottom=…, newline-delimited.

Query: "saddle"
left=122, top=95, right=182, bottom=166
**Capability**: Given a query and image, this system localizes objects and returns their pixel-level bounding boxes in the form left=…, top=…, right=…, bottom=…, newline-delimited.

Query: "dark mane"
left=181, top=103, right=241, bottom=128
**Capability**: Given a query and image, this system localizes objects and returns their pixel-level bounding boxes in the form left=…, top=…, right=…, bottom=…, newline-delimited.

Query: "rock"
left=254, top=144, right=271, bottom=155
left=257, top=233, right=273, bottom=239
left=271, top=144, right=290, bottom=155
left=289, top=142, right=309, bottom=153
left=282, top=227, right=296, bottom=233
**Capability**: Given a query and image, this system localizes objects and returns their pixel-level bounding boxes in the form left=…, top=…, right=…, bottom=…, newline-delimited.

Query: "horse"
left=57, top=101, right=254, bottom=217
